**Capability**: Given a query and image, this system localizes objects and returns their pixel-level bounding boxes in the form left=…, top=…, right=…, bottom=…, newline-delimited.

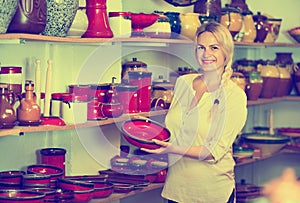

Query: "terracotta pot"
left=274, top=64, right=293, bottom=97
left=241, top=10, right=257, bottom=43
left=220, top=4, right=243, bottom=38
left=231, top=71, right=247, bottom=91
left=245, top=71, right=263, bottom=100
left=122, top=58, right=147, bottom=83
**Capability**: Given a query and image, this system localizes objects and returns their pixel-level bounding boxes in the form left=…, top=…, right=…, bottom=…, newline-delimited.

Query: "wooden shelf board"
left=89, top=183, right=164, bottom=203
left=0, top=110, right=167, bottom=137
left=247, top=96, right=300, bottom=106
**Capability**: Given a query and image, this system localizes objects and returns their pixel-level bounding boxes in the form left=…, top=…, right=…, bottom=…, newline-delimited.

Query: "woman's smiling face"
left=195, top=31, right=226, bottom=74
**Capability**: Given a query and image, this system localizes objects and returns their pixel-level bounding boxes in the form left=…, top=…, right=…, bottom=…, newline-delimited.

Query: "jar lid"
left=128, top=71, right=152, bottom=79
left=109, top=12, right=131, bottom=17
left=116, top=84, right=138, bottom=92
left=122, top=58, right=147, bottom=69
left=40, top=148, right=66, bottom=156
left=0, top=66, right=22, bottom=74
left=68, top=84, right=90, bottom=89
left=89, top=83, right=111, bottom=90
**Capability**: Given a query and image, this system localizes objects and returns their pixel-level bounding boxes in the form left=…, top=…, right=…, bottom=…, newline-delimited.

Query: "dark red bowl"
left=85, top=180, right=113, bottom=198
left=56, top=178, right=94, bottom=192
left=0, top=189, right=45, bottom=203
left=0, top=171, right=25, bottom=185
left=73, top=189, right=94, bottom=203
left=29, top=188, right=56, bottom=200
left=121, top=118, right=170, bottom=149
left=22, top=174, right=51, bottom=189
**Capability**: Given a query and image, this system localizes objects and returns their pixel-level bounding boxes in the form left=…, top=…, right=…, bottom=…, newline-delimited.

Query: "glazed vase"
left=7, top=0, right=47, bottom=34
left=83, top=0, right=113, bottom=38
left=220, top=4, right=243, bottom=39
left=42, top=0, right=78, bottom=37
left=0, top=0, right=18, bottom=33
left=179, top=13, right=201, bottom=40
left=164, top=12, right=181, bottom=38
left=67, top=6, right=89, bottom=37
left=241, top=10, right=256, bottom=43
left=253, top=12, right=268, bottom=43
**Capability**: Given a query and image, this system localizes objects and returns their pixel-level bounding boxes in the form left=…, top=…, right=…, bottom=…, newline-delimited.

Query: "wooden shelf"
left=235, top=145, right=300, bottom=166
left=0, top=33, right=299, bottom=47
left=247, top=96, right=300, bottom=106
left=89, top=183, right=164, bottom=203
left=0, top=110, right=167, bottom=137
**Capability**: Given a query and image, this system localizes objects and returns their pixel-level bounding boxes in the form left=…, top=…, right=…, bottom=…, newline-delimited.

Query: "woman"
left=141, top=22, right=247, bottom=202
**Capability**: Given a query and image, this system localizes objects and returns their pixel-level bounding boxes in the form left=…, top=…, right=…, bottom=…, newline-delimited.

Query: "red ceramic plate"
left=121, top=118, right=170, bottom=149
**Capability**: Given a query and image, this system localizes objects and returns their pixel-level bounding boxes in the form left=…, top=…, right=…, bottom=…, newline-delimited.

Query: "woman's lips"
left=202, top=59, right=216, bottom=64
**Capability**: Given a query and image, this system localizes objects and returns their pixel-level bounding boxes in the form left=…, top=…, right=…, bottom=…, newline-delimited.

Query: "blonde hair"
left=195, top=22, right=234, bottom=86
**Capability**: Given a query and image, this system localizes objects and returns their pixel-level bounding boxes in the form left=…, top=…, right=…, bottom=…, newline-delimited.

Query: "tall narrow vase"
left=83, top=0, right=113, bottom=38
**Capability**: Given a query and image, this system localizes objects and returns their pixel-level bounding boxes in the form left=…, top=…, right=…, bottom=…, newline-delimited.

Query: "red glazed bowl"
left=22, top=174, right=51, bottom=189
left=56, top=178, right=94, bottom=191
left=0, top=171, right=25, bottom=186
left=121, top=118, right=170, bottom=149
left=131, top=13, right=159, bottom=37
left=29, top=188, right=56, bottom=200
left=0, top=189, right=45, bottom=203
left=73, top=189, right=94, bottom=203
left=84, top=180, right=113, bottom=198
left=26, top=164, right=64, bottom=188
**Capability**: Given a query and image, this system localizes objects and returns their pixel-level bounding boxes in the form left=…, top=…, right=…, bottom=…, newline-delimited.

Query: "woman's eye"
left=211, top=46, right=219, bottom=50
left=197, top=46, right=205, bottom=51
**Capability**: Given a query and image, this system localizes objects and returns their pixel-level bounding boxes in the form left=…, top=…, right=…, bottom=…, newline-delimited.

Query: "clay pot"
left=193, top=0, right=222, bottom=22
left=231, top=71, right=247, bottom=91
left=122, top=58, right=147, bottom=83
left=274, top=64, right=293, bottom=97
left=264, top=18, right=282, bottom=43
left=257, top=60, right=280, bottom=98
left=7, top=0, right=47, bottom=34
left=0, top=86, right=17, bottom=129
left=244, top=71, right=263, bottom=101
left=241, top=10, right=257, bottom=43
left=220, top=4, right=243, bottom=39
left=253, top=12, right=269, bottom=43
left=275, top=52, right=294, bottom=65
left=179, top=12, right=201, bottom=40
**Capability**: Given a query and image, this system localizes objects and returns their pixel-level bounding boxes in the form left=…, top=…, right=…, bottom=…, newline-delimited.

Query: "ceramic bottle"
left=0, top=85, right=17, bottom=128
left=17, top=80, right=41, bottom=123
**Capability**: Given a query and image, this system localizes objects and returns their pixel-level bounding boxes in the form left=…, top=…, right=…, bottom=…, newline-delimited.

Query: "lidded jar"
left=116, top=84, right=138, bottom=114
left=122, top=58, right=147, bottom=83
left=0, top=85, right=17, bottom=128
left=89, top=83, right=110, bottom=102
left=0, top=66, right=22, bottom=97
left=40, top=148, right=67, bottom=177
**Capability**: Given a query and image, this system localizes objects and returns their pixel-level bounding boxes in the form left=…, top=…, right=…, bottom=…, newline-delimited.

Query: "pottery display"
left=231, top=71, right=247, bottom=91
left=17, top=80, right=41, bottom=124
left=164, top=12, right=181, bottom=38
left=0, top=0, right=18, bottom=33
left=241, top=10, right=257, bottom=43
left=253, top=12, right=269, bottom=43
left=257, top=60, right=280, bottom=98
left=275, top=52, right=294, bottom=65
left=83, top=0, right=113, bottom=38
left=109, top=12, right=131, bottom=38
left=179, top=12, right=201, bottom=40
left=0, top=85, right=17, bottom=129
left=42, top=0, right=78, bottom=37
left=121, top=58, right=148, bottom=83
left=193, top=0, right=222, bottom=22
left=220, top=4, right=243, bottom=39
left=116, top=84, right=138, bottom=114
left=7, top=0, right=47, bottom=34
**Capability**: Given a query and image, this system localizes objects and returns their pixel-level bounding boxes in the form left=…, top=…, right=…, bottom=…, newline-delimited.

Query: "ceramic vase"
left=193, top=0, right=222, bottom=22
left=0, top=0, right=18, bottom=33
left=220, top=4, right=243, bottom=39
left=164, top=12, right=181, bottom=38
left=179, top=13, right=201, bottom=40
left=241, top=10, right=256, bottom=43
left=275, top=64, right=293, bottom=97
left=253, top=12, right=268, bottom=43
left=42, top=0, right=79, bottom=37
left=7, top=0, right=47, bottom=34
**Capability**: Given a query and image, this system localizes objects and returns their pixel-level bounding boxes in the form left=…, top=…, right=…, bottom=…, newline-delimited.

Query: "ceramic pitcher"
left=179, top=13, right=201, bottom=40
left=241, top=10, right=256, bottom=43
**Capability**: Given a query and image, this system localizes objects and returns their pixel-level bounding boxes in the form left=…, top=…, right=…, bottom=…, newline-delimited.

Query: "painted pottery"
left=122, top=58, right=148, bottom=83
left=83, top=0, right=113, bottom=38
left=220, top=4, right=243, bottom=39
left=0, top=85, right=17, bottom=129
left=17, top=80, right=41, bottom=123
left=244, top=71, right=263, bottom=101
left=257, top=60, right=280, bottom=98
left=253, top=12, right=268, bottom=43
left=264, top=18, right=282, bottom=43
left=116, top=84, right=138, bottom=114
left=42, top=0, right=78, bottom=37
left=275, top=63, right=293, bottom=97
left=7, top=0, right=47, bottom=34
left=164, top=12, right=181, bottom=38
left=229, top=0, right=249, bottom=12
left=275, top=52, right=294, bottom=65
left=130, top=13, right=159, bottom=37
left=193, top=0, right=222, bottom=22
left=231, top=71, right=246, bottom=91
left=241, top=10, right=256, bottom=43
left=0, top=0, right=18, bottom=33
left=144, top=11, right=171, bottom=39
left=179, top=12, right=201, bottom=40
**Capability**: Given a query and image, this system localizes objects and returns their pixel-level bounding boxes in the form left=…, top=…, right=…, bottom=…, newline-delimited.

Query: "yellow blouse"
left=162, top=73, right=248, bottom=203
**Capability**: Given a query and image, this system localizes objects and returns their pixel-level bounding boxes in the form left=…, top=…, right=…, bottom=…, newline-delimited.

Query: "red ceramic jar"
left=116, top=84, right=138, bottom=113
left=128, top=72, right=152, bottom=112
left=89, top=84, right=110, bottom=102
left=68, top=84, right=90, bottom=97
left=0, top=66, right=22, bottom=97
left=40, top=148, right=67, bottom=176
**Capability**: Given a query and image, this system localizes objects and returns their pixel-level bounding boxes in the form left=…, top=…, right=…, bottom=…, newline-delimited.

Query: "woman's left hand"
left=140, top=139, right=174, bottom=154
